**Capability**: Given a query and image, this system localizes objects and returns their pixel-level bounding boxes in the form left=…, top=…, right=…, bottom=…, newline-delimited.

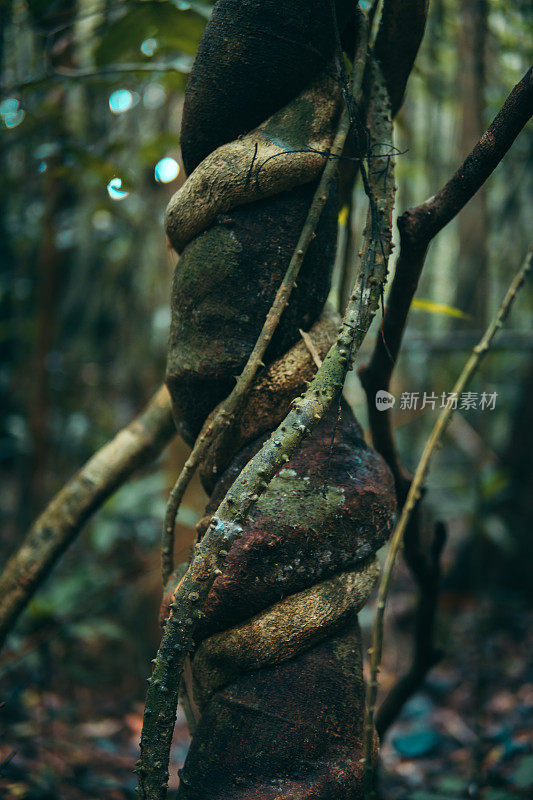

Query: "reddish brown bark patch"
left=178, top=622, right=368, bottom=799
left=194, top=401, right=396, bottom=642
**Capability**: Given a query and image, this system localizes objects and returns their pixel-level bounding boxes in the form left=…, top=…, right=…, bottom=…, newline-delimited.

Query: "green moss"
left=256, top=468, right=345, bottom=528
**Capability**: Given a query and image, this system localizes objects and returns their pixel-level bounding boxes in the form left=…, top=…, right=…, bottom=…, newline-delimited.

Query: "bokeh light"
left=1, top=97, right=25, bottom=128
left=154, top=157, right=180, bottom=183
left=92, top=209, right=113, bottom=231
left=140, top=38, right=158, bottom=56
left=108, top=89, right=139, bottom=114
left=107, top=177, right=129, bottom=200
left=143, top=83, right=166, bottom=109
left=173, top=54, right=194, bottom=73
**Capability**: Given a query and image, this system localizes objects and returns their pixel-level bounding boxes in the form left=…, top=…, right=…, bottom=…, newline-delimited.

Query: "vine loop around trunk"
left=139, top=36, right=397, bottom=800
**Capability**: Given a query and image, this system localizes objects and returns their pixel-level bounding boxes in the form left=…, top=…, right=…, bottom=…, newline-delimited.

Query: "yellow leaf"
left=412, top=298, right=472, bottom=320
left=338, top=205, right=349, bottom=226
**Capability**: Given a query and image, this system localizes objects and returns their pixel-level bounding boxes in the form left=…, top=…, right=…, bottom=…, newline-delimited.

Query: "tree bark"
left=455, top=0, right=489, bottom=323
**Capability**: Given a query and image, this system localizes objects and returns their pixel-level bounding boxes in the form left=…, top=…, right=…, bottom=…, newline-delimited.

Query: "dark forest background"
left=0, top=1, right=532, bottom=798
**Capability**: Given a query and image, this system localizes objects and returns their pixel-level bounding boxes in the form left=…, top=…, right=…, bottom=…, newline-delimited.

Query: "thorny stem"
left=362, top=249, right=532, bottom=797
left=360, top=67, right=533, bottom=503
left=138, top=59, right=395, bottom=800
left=160, top=14, right=370, bottom=584
left=357, top=66, right=533, bottom=738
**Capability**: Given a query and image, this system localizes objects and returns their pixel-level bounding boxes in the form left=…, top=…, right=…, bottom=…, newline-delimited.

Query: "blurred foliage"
left=0, top=0, right=214, bottom=703
left=94, top=2, right=207, bottom=66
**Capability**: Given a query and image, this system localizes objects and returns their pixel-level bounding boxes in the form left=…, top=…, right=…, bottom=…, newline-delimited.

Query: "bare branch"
left=0, top=386, right=175, bottom=649
left=375, top=519, right=446, bottom=737
left=2, top=63, right=190, bottom=93
left=355, top=66, right=532, bottom=763
left=362, top=249, right=532, bottom=796
left=360, top=67, right=533, bottom=500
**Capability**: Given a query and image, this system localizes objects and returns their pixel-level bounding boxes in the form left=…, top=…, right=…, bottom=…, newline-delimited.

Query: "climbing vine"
left=137, top=2, right=400, bottom=797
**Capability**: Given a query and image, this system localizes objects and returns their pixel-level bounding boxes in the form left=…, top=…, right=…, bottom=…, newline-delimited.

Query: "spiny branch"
left=137, top=59, right=395, bottom=800
left=356, top=68, right=533, bottom=738
left=362, top=249, right=532, bottom=797
left=0, top=386, right=175, bottom=650
left=360, top=68, right=533, bottom=503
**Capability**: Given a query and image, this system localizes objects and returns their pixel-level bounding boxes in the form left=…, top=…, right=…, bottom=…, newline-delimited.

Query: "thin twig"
left=0, top=750, right=16, bottom=775
left=137, top=59, right=395, bottom=800
left=2, top=63, right=191, bottom=93
left=356, top=68, right=533, bottom=739
left=362, top=249, right=532, bottom=797
left=375, top=518, right=446, bottom=737
left=160, top=15, right=370, bottom=584
left=0, top=386, right=175, bottom=650
left=359, top=68, right=533, bottom=504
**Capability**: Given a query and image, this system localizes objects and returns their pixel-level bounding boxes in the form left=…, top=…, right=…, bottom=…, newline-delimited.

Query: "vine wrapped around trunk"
left=138, top=2, right=408, bottom=798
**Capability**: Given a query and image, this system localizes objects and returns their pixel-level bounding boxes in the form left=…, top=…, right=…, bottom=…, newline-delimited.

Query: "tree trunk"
left=455, top=0, right=489, bottom=324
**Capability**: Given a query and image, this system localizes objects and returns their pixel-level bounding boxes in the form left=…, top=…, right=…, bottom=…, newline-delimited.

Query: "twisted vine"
left=138, top=2, right=406, bottom=798
left=160, top=10, right=370, bottom=586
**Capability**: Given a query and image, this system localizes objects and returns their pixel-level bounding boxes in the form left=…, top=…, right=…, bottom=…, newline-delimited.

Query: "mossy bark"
left=180, top=0, right=357, bottom=174
left=138, top=3, right=397, bottom=797
left=166, top=181, right=338, bottom=444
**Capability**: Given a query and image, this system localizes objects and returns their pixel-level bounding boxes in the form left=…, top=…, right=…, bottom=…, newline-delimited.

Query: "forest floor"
left=1, top=564, right=531, bottom=800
